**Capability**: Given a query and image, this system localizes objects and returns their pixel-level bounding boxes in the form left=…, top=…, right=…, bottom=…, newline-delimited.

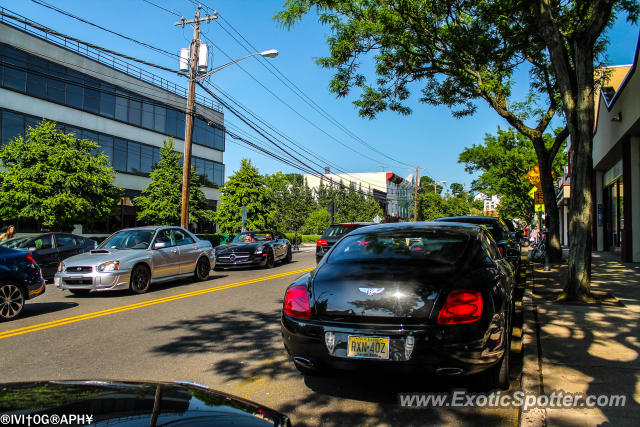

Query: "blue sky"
left=4, top=0, right=639, bottom=190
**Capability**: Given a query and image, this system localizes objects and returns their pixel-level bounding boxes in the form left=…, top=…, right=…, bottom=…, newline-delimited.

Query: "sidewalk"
left=521, top=251, right=640, bottom=426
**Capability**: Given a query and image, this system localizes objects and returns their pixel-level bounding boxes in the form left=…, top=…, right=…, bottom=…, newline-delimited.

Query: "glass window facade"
left=0, top=108, right=224, bottom=188
left=0, top=43, right=224, bottom=152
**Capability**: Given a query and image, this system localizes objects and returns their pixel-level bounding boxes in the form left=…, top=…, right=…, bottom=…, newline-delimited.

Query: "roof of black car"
left=435, top=216, right=502, bottom=223
left=331, top=222, right=376, bottom=226
left=351, top=221, right=485, bottom=236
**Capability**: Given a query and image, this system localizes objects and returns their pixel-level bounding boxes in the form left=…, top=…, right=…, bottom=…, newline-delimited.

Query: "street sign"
left=373, top=215, right=382, bottom=223
left=526, top=165, right=542, bottom=190
left=528, top=187, right=537, bottom=199
left=534, top=191, right=544, bottom=204
left=535, top=204, right=545, bottom=212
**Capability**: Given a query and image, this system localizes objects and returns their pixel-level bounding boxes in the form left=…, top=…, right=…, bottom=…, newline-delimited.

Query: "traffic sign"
left=535, top=204, right=545, bottom=212
left=528, top=187, right=537, bottom=199
left=534, top=191, right=544, bottom=204
left=526, top=165, right=542, bottom=190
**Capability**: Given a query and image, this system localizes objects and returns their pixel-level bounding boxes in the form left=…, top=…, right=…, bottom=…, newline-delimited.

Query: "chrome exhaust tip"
left=436, top=367, right=464, bottom=376
left=294, top=357, right=314, bottom=368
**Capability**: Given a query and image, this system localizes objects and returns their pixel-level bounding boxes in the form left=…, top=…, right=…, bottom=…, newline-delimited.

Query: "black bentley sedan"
left=215, top=231, right=292, bottom=269
left=0, top=232, right=96, bottom=280
left=281, top=222, right=515, bottom=389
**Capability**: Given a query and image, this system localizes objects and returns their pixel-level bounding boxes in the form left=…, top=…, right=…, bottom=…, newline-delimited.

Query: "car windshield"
left=323, top=224, right=359, bottom=238
left=328, top=231, right=469, bottom=264
left=98, top=230, right=155, bottom=250
left=232, top=232, right=271, bottom=243
left=0, top=236, right=31, bottom=248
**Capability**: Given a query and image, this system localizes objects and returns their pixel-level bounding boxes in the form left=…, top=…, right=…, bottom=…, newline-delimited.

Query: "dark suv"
left=434, top=216, right=522, bottom=276
left=316, top=223, right=375, bottom=263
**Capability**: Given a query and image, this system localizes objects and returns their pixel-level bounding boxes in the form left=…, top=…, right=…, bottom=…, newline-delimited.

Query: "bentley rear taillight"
left=284, top=285, right=311, bottom=319
left=437, top=290, right=483, bottom=324
left=316, top=239, right=327, bottom=247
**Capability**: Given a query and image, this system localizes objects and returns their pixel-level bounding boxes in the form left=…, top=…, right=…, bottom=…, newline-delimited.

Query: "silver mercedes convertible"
left=54, top=226, right=215, bottom=295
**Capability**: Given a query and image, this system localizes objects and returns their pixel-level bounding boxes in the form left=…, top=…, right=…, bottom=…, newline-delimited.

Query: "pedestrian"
left=0, top=225, right=16, bottom=241
left=530, top=227, right=540, bottom=243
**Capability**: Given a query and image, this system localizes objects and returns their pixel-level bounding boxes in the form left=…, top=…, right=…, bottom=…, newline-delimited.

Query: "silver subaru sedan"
left=54, top=226, right=215, bottom=295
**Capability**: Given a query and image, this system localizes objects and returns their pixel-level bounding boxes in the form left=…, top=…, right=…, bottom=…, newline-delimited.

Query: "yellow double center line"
left=0, top=267, right=313, bottom=340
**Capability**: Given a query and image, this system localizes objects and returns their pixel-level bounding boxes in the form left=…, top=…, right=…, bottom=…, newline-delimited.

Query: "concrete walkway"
left=521, top=251, right=640, bottom=426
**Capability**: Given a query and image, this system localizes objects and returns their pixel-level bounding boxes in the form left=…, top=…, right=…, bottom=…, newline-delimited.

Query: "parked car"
left=316, top=222, right=375, bottom=263
left=214, top=231, right=292, bottom=269
left=0, top=246, right=45, bottom=321
left=281, top=222, right=516, bottom=389
left=434, top=216, right=521, bottom=276
left=54, top=226, right=215, bottom=295
left=0, top=232, right=96, bottom=280
left=0, top=380, right=290, bottom=426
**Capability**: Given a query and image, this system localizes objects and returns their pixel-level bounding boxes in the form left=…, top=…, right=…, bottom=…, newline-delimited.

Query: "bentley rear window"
left=328, top=232, right=469, bottom=264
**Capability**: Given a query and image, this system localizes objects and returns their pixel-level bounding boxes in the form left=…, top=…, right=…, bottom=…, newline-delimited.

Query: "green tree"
left=135, top=139, right=213, bottom=226
left=304, top=208, right=332, bottom=234
left=215, top=159, right=269, bottom=233
left=277, top=0, right=639, bottom=297
left=0, top=120, right=120, bottom=230
left=265, top=172, right=291, bottom=232
left=334, top=183, right=383, bottom=222
left=417, top=190, right=447, bottom=221
left=449, top=183, right=464, bottom=197
left=284, top=179, right=316, bottom=240
left=459, top=127, right=566, bottom=221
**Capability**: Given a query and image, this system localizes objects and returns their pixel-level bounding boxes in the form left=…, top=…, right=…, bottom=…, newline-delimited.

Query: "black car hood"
left=0, top=380, right=289, bottom=426
left=216, top=242, right=264, bottom=253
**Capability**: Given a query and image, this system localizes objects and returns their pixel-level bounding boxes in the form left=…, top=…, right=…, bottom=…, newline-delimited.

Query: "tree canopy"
left=135, top=139, right=213, bottom=227
left=0, top=120, right=120, bottom=231
left=215, top=159, right=269, bottom=233
left=459, top=127, right=566, bottom=221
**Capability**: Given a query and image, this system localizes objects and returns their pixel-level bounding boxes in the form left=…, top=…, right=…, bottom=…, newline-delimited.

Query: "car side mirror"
left=153, top=241, right=167, bottom=250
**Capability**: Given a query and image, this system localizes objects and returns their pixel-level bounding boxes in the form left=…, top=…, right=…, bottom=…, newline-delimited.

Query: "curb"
left=520, top=265, right=547, bottom=427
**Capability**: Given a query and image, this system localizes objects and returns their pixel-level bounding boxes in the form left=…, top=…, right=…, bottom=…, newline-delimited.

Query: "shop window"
left=46, top=63, right=66, bottom=104
left=141, top=101, right=154, bottom=129
left=99, top=83, right=115, bottom=118
left=1, top=111, right=24, bottom=146
left=128, top=98, right=142, bottom=126
left=127, top=141, right=141, bottom=174
left=113, top=138, right=128, bottom=172
left=115, top=89, right=128, bottom=122
left=83, top=77, right=101, bottom=114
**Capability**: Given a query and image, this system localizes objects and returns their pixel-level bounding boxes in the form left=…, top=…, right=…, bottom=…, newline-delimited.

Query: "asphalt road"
left=0, top=249, right=523, bottom=426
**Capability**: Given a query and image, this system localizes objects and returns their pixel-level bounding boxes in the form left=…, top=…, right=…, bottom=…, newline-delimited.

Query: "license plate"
left=347, top=336, right=389, bottom=359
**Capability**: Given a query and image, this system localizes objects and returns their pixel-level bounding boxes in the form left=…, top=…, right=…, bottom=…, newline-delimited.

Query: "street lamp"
left=178, top=34, right=278, bottom=228
left=197, top=49, right=279, bottom=81
left=434, top=180, right=447, bottom=194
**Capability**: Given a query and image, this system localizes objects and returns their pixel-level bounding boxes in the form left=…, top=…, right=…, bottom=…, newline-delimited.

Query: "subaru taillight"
left=317, top=239, right=327, bottom=247
left=499, top=246, right=505, bottom=256
left=284, top=285, right=311, bottom=319
left=25, top=253, right=36, bottom=264
left=437, top=290, right=483, bottom=324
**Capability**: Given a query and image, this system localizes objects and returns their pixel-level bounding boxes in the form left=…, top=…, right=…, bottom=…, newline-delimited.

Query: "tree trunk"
left=533, top=139, right=562, bottom=261
left=564, top=48, right=595, bottom=300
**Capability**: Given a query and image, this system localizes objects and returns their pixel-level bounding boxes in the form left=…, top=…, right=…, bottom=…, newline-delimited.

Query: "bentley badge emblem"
left=359, top=287, right=385, bottom=296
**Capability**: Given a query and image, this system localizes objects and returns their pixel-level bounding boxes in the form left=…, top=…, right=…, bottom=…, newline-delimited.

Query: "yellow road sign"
left=528, top=187, right=537, bottom=199
left=534, top=191, right=544, bottom=204
left=526, top=165, right=542, bottom=190
left=535, top=204, right=545, bottom=212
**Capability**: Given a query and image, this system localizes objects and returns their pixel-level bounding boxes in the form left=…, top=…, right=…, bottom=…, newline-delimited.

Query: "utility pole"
left=175, top=6, right=216, bottom=229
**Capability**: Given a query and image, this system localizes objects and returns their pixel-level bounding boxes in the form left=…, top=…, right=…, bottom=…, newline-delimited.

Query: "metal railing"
left=0, top=7, right=222, bottom=113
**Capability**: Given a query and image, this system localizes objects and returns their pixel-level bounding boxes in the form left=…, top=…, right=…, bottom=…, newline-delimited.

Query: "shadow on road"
left=62, top=274, right=229, bottom=299
left=147, top=289, right=525, bottom=426
left=20, top=301, right=78, bottom=318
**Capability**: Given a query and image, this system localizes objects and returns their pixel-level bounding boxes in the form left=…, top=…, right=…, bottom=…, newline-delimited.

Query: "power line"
left=28, top=0, right=180, bottom=60
left=215, top=12, right=415, bottom=169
